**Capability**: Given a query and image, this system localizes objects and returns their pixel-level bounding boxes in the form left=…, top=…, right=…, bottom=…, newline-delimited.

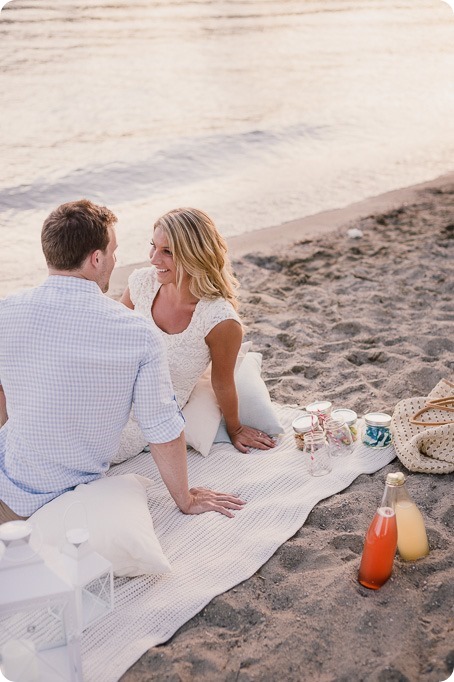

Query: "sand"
left=115, top=175, right=454, bottom=682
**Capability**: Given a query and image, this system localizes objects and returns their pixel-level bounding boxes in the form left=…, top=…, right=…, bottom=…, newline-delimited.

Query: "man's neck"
left=48, top=268, right=96, bottom=283
left=48, top=267, right=85, bottom=279
left=47, top=269, right=102, bottom=290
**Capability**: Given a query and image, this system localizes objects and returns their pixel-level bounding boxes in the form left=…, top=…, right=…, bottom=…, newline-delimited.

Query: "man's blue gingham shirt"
left=0, top=276, right=185, bottom=516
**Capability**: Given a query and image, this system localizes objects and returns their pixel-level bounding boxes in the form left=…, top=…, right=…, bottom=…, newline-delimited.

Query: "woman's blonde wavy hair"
left=153, top=208, right=239, bottom=309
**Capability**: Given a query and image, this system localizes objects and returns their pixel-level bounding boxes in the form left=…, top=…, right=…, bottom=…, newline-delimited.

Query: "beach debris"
left=347, top=228, right=364, bottom=239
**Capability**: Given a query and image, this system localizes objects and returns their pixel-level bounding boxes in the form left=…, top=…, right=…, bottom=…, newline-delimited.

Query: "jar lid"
left=292, top=413, right=319, bottom=433
left=306, top=400, right=332, bottom=414
left=364, top=412, right=392, bottom=427
left=386, top=472, right=405, bottom=486
left=331, top=408, right=358, bottom=425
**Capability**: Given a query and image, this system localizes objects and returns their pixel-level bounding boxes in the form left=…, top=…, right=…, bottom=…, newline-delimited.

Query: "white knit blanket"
left=81, top=405, right=395, bottom=681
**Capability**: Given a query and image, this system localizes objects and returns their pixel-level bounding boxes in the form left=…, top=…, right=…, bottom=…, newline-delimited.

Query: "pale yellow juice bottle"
left=389, top=472, right=430, bottom=561
left=395, top=500, right=429, bottom=561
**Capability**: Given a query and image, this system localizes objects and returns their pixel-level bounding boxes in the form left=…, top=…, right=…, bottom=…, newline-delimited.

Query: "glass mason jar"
left=331, top=408, right=358, bottom=441
left=324, top=417, right=354, bottom=457
left=362, top=412, right=392, bottom=447
left=305, top=400, right=333, bottom=428
left=292, top=413, right=321, bottom=451
left=303, top=431, right=332, bottom=477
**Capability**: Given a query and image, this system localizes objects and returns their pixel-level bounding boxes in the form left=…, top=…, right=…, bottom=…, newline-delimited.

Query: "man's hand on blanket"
left=228, top=425, right=276, bottom=454
left=150, top=435, right=245, bottom=519
left=181, top=487, right=246, bottom=518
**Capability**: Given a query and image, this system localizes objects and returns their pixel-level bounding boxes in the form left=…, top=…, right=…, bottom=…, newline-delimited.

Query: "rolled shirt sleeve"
left=133, top=331, right=185, bottom=444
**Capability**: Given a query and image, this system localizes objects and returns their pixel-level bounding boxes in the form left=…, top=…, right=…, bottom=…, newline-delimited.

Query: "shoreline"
left=108, top=170, right=454, bottom=299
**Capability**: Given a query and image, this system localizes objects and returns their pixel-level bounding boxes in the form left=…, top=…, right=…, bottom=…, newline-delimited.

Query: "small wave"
left=0, top=123, right=329, bottom=214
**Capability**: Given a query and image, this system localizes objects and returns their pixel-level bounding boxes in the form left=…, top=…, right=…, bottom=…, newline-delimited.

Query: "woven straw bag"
left=390, top=378, right=454, bottom=474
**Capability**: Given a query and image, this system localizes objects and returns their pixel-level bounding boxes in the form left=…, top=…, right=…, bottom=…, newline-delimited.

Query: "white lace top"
left=128, top=267, right=241, bottom=408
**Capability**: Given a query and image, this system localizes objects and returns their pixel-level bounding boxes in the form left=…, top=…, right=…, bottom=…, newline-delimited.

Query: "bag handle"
left=426, top=397, right=454, bottom=411
left=410, top=397, right=454, bottom=427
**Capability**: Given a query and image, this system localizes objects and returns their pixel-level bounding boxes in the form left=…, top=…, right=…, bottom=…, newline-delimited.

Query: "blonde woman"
left=120, top=208, right=275, bottom=453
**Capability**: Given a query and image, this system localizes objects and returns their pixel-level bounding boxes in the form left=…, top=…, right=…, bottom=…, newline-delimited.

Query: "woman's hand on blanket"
left=182, top=487, right=246, bottom=518
left=228, top=425, right=276, bottom=454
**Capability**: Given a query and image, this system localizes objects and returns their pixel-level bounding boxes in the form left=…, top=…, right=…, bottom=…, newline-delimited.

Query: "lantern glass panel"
left=0, top=600, right=68, bottom=652
left=81, top=573, right=113, bottom=628
left=0, top=601, right=77, bottom=681
left=60, top=528, right=114, bottom=632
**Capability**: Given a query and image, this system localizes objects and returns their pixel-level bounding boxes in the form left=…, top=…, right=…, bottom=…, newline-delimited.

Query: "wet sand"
left=116, top=174, right=454, bottom=682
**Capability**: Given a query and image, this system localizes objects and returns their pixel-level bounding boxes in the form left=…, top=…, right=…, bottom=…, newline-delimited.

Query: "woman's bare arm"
left=206, top=320, right=275, bottom=453
left=119, top=286, right=134, bottom=309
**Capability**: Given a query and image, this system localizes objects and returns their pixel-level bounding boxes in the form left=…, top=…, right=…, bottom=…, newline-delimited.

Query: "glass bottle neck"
left=381, top=482, right=412, bottom=510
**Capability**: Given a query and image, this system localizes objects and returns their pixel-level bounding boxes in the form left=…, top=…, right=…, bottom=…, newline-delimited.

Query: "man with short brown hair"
left=0, top=199, right=244, bottom=524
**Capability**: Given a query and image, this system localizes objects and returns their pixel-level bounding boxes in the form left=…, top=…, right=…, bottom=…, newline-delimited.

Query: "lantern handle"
left=63, top=499, right=90, bottom=540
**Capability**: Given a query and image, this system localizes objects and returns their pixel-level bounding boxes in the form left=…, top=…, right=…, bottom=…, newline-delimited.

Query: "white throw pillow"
left=182, top=370, right=221, bottom=457
left=183, top=341, right=251, bottom=457
left=29, top=474, right=171, bottom=578
left=214, top=352, right=284, bottom=443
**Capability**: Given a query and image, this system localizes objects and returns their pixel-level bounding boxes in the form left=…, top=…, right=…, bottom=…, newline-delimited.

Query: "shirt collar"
left=42, top=275, right=103, bottom=294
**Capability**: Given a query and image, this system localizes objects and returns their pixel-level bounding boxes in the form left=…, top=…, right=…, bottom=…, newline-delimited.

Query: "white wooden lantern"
left=58, top=529, right=114, bottom=634
left=0, top=521, right=83, bottom=682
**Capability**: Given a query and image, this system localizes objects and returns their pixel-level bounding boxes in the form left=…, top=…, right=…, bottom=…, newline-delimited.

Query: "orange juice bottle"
left=358, top=474, right=399, bottom=590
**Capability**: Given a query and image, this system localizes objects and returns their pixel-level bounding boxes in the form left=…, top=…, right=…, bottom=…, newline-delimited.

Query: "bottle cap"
left=386, top=472, right=405, bottom=486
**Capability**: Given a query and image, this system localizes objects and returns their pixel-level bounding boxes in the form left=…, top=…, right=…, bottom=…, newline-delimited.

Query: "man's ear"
left=89, top=250, right=101, bottom=268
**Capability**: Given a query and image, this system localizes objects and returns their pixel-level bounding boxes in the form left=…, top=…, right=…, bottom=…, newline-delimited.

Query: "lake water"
left=1, top=0, right=453, bottom=296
